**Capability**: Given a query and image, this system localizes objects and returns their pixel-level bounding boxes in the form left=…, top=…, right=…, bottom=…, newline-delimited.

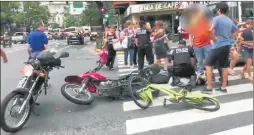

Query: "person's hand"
left=3, top=56, right=8, bottom=63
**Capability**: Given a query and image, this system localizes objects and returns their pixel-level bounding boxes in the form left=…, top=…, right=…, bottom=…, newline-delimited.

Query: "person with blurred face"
left=184, top=4, right=213, bottom=74
left=1, top=39, right=8, bottom=63
left=121, top=20, right=136, bottom=68
left=153, top=21, right=168, bottom=73
left=204, top=2, right=238, bottom=93
left=239, top=19, right=254, bottom=83
left=27, top=22, right=48, bottom=59
left=105, top=26, right=120, bottom=70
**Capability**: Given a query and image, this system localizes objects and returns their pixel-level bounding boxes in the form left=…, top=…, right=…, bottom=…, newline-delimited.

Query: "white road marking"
left=125, top=98, right=253, bottom=135
left=123, top=83, right=253, bottom=112
left=210, top=124, right=253, bottom=135
left=59, top=46, right=72, bottom=51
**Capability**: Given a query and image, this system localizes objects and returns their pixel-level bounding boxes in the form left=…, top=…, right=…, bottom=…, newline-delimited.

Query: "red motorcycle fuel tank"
left=80, top=72, right=107, bottom=81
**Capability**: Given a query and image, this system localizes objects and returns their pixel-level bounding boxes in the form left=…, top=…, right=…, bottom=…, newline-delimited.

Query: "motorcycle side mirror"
left=59, top=52, right=69, bottom=58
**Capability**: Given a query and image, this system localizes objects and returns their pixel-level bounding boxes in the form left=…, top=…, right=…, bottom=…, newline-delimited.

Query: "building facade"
left=45, top=2, right=66, bottom=27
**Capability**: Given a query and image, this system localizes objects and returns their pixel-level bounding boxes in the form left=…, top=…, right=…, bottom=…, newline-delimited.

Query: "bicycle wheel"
left=182, top=97, right=220, bottom=112
left=128, top=75, right=152, bottom=109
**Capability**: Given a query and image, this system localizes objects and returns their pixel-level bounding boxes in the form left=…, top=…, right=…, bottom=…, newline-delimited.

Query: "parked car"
left=44, top=32, right=53, bottom=40
left=67, top=32, right=84, bottom=45
left=90, top=32, right=98, bottom=41
left=11, top=32, right=27, bottom=44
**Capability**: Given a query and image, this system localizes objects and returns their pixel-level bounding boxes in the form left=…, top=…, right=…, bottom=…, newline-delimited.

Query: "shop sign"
left=139, top=2, right=180, bottom=12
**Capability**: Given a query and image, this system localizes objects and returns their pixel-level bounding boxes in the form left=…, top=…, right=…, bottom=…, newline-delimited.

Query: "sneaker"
left=202, top=87, right=213, bottom=93
left=215, top=87, right=227, bottom=93
left=228, top=68, right=237, bottom=76
left=130, top=65, right=135, bottom=68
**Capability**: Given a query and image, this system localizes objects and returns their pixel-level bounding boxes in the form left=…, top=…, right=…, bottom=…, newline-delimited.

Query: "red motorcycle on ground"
left=60, top=50, right=141, bottom=105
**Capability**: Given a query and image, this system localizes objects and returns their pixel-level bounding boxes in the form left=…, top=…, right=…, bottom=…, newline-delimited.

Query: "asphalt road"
left=1, top=39, right=253, bottom=135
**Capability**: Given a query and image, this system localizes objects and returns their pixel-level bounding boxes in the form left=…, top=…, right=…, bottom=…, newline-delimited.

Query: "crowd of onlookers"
left=101, top=2, right=253, bottom=92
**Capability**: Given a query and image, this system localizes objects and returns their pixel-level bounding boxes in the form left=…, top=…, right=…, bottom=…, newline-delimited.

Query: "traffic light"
left=65, top=1, right=69, bottom=8
left=104, top=13, right=109, bottom=18
left=100, top=8, right=107, bottom=14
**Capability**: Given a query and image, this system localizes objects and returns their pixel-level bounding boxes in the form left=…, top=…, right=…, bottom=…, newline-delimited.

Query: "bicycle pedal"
left=168, top=98, right=179, bottom=103
left=34, top=103, right=40, bottom=106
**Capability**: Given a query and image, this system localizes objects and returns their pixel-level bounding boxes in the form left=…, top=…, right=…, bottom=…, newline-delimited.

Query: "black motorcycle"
left=1, top=36, right=12, bottom=48
left=0, top=51, right=69, bottom=133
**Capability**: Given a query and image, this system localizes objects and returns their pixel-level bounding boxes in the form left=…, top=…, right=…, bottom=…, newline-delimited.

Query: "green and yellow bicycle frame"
left=139, top=84, right=219, bottom=104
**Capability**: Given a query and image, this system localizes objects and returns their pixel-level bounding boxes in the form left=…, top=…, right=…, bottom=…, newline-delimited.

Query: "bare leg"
left=162, top=58, right=168, bottom=70
left=221, top=68, right=229, bottom=88
left=245, top=58, right=253, bottom=82
left=205, top=65, right=213, bottom=89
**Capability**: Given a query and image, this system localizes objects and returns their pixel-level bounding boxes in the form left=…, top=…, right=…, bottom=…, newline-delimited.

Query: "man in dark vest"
left=168, top=40, right=196, bottom=86
left=135, top=21, right=154, bottom=70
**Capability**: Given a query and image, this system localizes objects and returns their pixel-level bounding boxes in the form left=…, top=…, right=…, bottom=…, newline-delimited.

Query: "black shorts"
left=205, top=45, right=230, bottom=68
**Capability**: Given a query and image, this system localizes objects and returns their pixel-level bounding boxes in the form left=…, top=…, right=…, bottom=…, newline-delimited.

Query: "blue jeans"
left=124, top=49, right=134, bottom=66
left=31, top=51, right=41, bottom=59
left=193, top=45, right=211, bottom=73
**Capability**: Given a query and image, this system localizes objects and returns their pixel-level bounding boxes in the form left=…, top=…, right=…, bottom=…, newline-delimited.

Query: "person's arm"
left=241, top=41, right=254, bottom=46
left=120, top=31, right=126, bottom=39
left=43, top=33, right=48, bottom=50
left=189, top=47, right=196, bottom=65
left=27, top=35, right=32, bottom=57
left=1, top=48, right=8, bottom=63
left=231, top=23, right=239, bottom=39
left=209, top=17, right=217, bottom=32
left=113, top=32, right=120, bottom=43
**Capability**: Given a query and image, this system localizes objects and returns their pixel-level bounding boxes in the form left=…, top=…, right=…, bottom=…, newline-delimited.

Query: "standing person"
left=184, top=4, right=212, bottom=74
left=105, top=26, right=120, bottom=70
left=239, top=19, right=253, bottom=83
left=153, top=21, right=169, bottom=73
left=27, top=22, right=48, bottom=59
left=121, top=20, right=135, bottom=68
left=204, top=2, right=238, bottom=92
left=1, top=39, right=8, bottom=63
left=135, top=21, right=154, bottom=70
left=133, top=21, right=140, bottom=67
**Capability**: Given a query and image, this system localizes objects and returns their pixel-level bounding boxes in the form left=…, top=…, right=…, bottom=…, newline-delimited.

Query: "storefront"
left=123, top=1, right=209, bottom=37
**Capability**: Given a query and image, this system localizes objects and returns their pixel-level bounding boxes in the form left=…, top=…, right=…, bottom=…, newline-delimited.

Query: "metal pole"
left=238, top=2, right=242, bottom=22
left=252, top=1, right=254, bottom=88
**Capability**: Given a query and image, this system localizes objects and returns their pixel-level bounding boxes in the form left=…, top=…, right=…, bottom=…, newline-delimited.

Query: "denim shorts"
left=241, top=47, right=253, bottom=60
left=31, top=51, right=41, bottom=59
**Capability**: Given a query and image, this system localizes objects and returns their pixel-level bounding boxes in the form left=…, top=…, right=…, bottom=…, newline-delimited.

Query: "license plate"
left=17, top=77, right=27, bottom=88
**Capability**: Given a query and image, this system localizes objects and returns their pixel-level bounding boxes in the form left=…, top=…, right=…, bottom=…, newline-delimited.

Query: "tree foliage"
left=0, top=1, right=50, bottom=27
left=80, top=2, right=100, bottom=26
left=64, top=13, right=78, bottom=28
left=22, top=2, right=50, bottom=27
left=0, top=2, right=21, bottom=25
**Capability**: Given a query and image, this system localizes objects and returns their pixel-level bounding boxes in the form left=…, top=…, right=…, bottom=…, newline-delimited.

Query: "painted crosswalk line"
left=123, top=83, right=253, bottom=112
left=117, top=54, right=252, bottom=77
left=210, top=124, right=253, bottom=135
left=125, top=98, right=253, bottom=135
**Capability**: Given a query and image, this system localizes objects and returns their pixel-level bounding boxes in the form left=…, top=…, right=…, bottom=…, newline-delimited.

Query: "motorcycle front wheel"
left=1, top=92, right=31, bottom=133
left=61, top=83, right=94, bottom=105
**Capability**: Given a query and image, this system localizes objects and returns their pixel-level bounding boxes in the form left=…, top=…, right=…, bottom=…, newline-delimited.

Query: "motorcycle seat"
left=108, top=75, right=129, bottom=81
